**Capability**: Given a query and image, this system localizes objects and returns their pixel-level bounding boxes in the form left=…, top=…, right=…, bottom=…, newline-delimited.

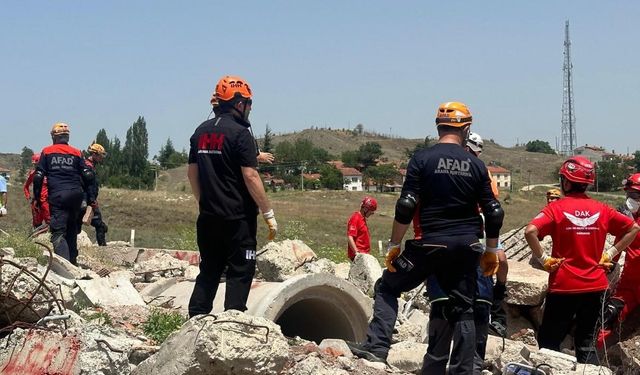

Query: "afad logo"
left=562, top=210, right=600, bottom=229
left=434, top=157, right=472, bottom=177
left=197, top=133, right=225, bottom=155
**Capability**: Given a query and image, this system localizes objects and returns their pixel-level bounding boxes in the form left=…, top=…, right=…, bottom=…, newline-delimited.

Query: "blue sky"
left=2, top=1, right=638, bottom=157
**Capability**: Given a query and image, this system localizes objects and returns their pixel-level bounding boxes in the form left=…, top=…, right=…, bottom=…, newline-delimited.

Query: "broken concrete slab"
left=302, top=258, right=336, bottom=275
left=527, top=348, right=576, bottom=373
left=347, top=253, right=382, bottom=297
left=256, top=239, right=317, bottom=281
left=74, top=272, right=146, bottom=307
left=387, top=341, right=428, bottom=373
left=505, top=260, right=548, bottom=306
left=334, top=262, right=350, bottom=279
left=133, top=310, right=290, bottom=375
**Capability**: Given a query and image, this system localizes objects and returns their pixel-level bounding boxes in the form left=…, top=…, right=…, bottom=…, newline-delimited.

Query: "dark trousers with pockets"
left=188, top=213, right=257, bottom=317
left=538, top=291, right=605, bottom=364
left=90, top=206, right=107, bottom=246
left=48, top=189, right=83, bottom=265
left=362, top=235, right=482, bottom=375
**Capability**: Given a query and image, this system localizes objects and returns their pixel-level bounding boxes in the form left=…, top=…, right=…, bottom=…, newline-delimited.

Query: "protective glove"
left=537, top=254, right=565, bottom=273
left=263, top=209, right=278, bottom=241
left=599, top=246, right=620, bottom=271
left=384, top=241, right=401, bottom=272
left=480, top=247, right=500, bottom=276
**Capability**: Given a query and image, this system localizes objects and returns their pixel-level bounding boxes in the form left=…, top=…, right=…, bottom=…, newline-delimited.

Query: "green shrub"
left=163, top=226, right=197, bottom=251
left=142, top=310, right=187, bottom=344
left=281, top=220, right=307, bottom=240
left=83, top=311, right=113, bottom=326
left=0, top=230, right=47, bottom=264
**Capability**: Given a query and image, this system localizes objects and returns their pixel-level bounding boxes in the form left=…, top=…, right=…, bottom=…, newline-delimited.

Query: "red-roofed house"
left=487, top=166, right=511, bottom=190
left=340, top=167, right=363, bottom=191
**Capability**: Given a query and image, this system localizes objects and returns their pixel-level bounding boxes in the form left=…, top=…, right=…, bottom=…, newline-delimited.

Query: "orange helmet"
left=50, top=122, right=70, bottom=136
left=559, top=156, right=595, bottom=185
left=546, top=188, right=561, bottom=199
left=214, top=75, right=252, bottom=103
left=435, top=102, right=472, bottom=127
left=361, top=196, right=378, bottom=211
left=623, top=173, right=640, bottom=192
left=88, top=143, right=107, bottom=156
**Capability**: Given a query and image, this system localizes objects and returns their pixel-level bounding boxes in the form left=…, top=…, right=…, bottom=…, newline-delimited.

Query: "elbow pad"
left=81, top=168, right=97, bottom=202
left=395, top=192, right=418, bottom=225
left=33, top=170, right=45, bottom=201
left=483, top=200, right=504, bottom=238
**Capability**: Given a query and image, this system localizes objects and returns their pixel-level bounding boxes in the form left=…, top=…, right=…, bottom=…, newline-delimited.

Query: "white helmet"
left=467, top=132, right=483, bottom=154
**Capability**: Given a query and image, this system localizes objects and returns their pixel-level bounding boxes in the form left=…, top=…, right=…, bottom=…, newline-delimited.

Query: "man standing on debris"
left=424, top=131, right=508, bottom=373
left=34, top=123, right=96, bottom=265
left=83, top=143, right=108, bottom=246
left=0, top=172, right=7, bottom=217
left=348, top=102, right=504, bottom=374
left=596, top=173, right=640, bottom=348
left=524, top=156, right=639, bottom=364
left=188, top=75, right=277, bottom=317
left=346, top=196, right=377, bottom=261
left=24, top=153, right=50, bottom=229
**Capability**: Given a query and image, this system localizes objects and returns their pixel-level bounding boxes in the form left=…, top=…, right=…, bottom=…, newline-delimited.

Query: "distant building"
left=0, top=166, right=10, bottom=180
left=574, top=144, right=607, bottom=163
left=340, top=167, right=363, bottom=191
left=487, top=165, right=511, bottom=190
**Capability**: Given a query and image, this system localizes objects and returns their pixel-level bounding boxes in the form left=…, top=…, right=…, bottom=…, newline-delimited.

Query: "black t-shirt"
left=188, top=113, right=258, bottom=219
left=403, top=142, right=495, bottom=240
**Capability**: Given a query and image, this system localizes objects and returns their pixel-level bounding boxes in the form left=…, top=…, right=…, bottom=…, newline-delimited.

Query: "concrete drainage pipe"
left=145, top=273, right=373, bottom=344
left=246, top=273, right=372, bottom=343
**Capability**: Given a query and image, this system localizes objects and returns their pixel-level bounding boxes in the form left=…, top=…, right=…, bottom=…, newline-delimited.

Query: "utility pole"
left=300, top=162, right=305, bottom=191
left=561, top=20, right=577, bottom=156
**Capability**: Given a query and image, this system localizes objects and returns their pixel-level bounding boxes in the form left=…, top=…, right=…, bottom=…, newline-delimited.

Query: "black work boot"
left=345, top=341, right=387, bottom=363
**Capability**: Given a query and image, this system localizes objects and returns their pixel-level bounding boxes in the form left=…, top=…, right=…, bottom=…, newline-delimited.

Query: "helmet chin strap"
left=461, top=125, right=471, bottom=147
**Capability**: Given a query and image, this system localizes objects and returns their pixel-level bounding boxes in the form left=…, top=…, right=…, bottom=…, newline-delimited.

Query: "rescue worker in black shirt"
left=83, top=143, right=108, bottom=246
left=348, top=102, right=504, bottom=374
left=34, top=122, right=95, bottom=265
left=187, top=75, right=277, bottom=317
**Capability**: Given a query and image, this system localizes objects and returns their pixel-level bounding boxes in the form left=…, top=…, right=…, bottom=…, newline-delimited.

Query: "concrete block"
left=75, top=273, right=145, bottom=306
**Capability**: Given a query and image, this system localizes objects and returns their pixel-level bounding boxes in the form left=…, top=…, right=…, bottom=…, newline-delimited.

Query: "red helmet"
left=559, top=156, right=595, bottom=185
left=623, top=173, right=640, bottom=192
left=31, top=153, right=41, bottom=164
left=361, top=196, right=378, bottom=211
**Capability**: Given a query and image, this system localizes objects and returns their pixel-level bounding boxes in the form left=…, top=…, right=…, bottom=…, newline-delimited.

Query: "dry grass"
left=2, top=162, right=626, bottom=266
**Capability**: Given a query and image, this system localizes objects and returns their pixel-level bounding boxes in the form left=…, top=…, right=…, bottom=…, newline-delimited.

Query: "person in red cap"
left=596, top=173, right=640, bottom=348
left=24, top=153, right=50, bottom=229
left=525, top=156, right=640, bottom=364
left=347, top=196, right=377, bottom=261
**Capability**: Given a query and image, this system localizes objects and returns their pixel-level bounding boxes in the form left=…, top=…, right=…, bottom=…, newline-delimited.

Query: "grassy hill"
left=266, top=128, right=565, bottom=187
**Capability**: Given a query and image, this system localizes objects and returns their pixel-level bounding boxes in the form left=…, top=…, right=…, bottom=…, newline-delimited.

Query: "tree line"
left=15, top=121, right=640, bottom=192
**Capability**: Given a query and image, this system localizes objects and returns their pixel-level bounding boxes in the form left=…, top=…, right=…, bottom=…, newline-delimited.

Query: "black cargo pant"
left=538, top=291, right=605, bottom=364
left=48, top=189, right=84, bottom=265
left=90, top=206, right=108, bottom=246
left=361, top=235, right=483, bottom=375
left=188, top=213, right=257, bottom=318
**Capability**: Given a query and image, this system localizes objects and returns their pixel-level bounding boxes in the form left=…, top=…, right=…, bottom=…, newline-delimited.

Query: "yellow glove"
left=263, top=209, right=278, bottom=241
left=599, top=246, right=619, bottom=271
left=385, top=242, right=401, bottom=272
left=537, top=254, right=565, bottom=273
left=480, top=247, right=499, bottom=276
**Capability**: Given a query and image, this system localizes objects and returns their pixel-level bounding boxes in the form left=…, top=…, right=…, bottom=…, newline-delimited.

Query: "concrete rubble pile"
left=2, top=235, right=639, bottom=375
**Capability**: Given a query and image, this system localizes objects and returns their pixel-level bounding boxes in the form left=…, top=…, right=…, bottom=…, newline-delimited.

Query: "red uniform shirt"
left=347, top=211, right=371, bottom=260
left=530, top=193, right=634, bottom=293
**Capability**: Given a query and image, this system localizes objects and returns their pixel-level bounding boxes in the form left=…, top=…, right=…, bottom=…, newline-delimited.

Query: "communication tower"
left=561, top=20, right=577, bottom=156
